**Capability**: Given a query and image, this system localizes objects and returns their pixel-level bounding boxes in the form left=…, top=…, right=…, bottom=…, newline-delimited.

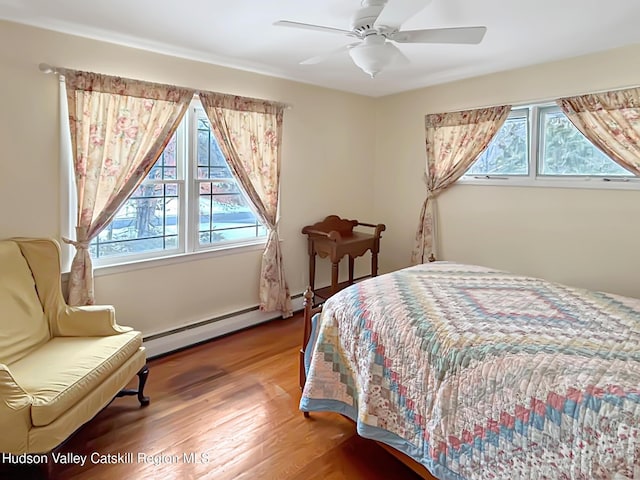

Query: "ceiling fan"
left=274, top=0, right=486, bottom=78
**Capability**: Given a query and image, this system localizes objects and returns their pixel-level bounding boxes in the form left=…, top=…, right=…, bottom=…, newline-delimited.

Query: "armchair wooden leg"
left=117, top=364, right=150, bottom=407
left=39, top=454, right=53, bottom=480
left=136, top=365, right=150, bottom=406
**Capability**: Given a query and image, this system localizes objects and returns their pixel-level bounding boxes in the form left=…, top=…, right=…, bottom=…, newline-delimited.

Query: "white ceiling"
left=2, top=0, right=640, bottom=97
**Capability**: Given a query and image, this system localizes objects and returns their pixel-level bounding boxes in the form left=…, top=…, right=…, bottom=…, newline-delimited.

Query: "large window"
left=90, top=100, right=266, bottom=264
left=463, top=104, right=637, bottom=187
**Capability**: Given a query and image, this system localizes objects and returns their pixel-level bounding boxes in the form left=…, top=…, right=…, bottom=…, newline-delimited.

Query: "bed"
left=299, top=262, right=640, bottom=480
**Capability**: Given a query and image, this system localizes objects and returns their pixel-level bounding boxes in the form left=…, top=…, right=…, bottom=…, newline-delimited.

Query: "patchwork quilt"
left=300, top=262, right=640, bottom=479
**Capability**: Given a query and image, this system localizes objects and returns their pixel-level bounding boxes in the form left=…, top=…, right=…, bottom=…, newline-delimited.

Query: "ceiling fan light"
left=348, top=40, right=397, bottom=78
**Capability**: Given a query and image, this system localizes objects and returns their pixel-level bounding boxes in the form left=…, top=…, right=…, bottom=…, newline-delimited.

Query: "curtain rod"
left=511, top=82, right=640, bottom=108
left=428, top=81, right=640, bottom=114
left=38, top=63, right=293, bottom=110
left=39, top=63, right=67, bottom=75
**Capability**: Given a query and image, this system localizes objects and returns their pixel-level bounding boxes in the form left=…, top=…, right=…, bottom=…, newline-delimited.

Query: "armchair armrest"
left=54, top=305, right=133, bottom=337
left=0, top=364, right=32, bottom=453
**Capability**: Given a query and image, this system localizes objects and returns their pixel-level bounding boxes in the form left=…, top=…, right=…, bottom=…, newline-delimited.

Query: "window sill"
left=88, top=239, right=268, bottom=278
left=458, top=176, right=640, bottom=191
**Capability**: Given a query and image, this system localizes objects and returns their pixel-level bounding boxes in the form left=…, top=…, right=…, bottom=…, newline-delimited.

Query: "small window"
left=90, top=100, right=266, bottom=265
left=466, top=109, right=529, bottom=176
left=538, top=106, right=631, bottom=177
left=462, top=104, right=637, bottom=187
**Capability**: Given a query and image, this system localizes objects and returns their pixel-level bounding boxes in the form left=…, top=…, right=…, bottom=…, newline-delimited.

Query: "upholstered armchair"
left=0, top=238, right=148, bottom=455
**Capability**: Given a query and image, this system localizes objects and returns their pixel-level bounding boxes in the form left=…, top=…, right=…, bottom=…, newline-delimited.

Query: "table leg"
left=309, top=252, right=316, bottom=291
left=348, top=256, right=354, bottom=285
left=372, top=251, right=379, bottom=277
left=331, top=262, right=339, bottom=294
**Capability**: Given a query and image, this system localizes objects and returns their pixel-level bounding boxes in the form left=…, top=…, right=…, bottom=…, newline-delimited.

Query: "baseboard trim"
left=143, top=295, right=304, bottom=359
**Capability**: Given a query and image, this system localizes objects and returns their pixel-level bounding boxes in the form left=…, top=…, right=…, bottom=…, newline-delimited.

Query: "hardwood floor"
left=22, top=313, right=422, bottom=479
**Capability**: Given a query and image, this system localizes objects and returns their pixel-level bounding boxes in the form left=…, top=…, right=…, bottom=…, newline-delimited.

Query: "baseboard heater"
left=143, top=293, right=305, bottom=359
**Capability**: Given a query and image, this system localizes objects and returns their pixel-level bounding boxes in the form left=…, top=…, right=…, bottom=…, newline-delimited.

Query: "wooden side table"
left=302, top=215, right=386, bottom=303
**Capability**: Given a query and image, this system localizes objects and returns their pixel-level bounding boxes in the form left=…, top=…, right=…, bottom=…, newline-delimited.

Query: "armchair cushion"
left=0, top=242, right=50, bottom=365
left=9, top=331, right=142, bottom=427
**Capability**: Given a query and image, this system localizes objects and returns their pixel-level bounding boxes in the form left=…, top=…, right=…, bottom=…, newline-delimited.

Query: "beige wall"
left=374, top=44, right=640, bottom=298
left=2, top=20, right=639, bottom=339
left=0, top=20, right=377, bottom=335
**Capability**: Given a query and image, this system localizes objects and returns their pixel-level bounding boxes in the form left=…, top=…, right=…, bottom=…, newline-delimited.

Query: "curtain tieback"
left=425, top=190, right=438, bottom=201
left=62, top=237, right=90, bottom=250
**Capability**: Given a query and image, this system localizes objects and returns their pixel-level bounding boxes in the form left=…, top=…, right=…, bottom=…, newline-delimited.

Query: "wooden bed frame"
left=299, top=287, right=437, bottom=480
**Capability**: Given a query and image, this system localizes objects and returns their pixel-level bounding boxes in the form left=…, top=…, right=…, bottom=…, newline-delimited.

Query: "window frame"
left=459, top=103, right=640, bottom=190
left=89, top=98, right=267, bottom=271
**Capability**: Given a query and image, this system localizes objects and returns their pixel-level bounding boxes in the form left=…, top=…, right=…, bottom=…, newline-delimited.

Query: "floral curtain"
left=411, top=105, right=511, bottom=264
left=65, top=70, right=194, bottom=305
left=199, top=92, right=292, bottom=318
left=557, top=87, right=640, bottom=176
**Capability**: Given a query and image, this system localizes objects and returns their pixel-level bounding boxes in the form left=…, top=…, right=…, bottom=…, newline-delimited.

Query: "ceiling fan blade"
left=390, top=26, right=487, bottom=44
left=300, top=43, right=360, bottom=65
left=386, top=43, right=411, bottom=66
left=374, top=0, right=432, bottom=30
left=273, top=20, right=352, bottom=36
